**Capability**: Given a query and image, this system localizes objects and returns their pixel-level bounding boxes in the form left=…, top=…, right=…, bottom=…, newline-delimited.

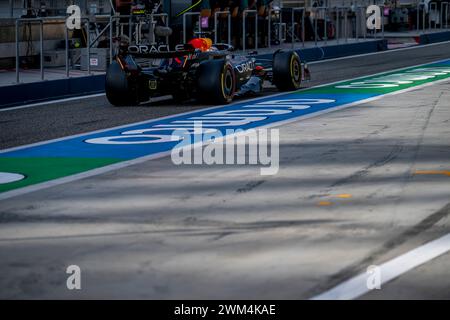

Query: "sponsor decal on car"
left=127, top=44, right=190, bottom=54
left=235, top=60, right=256, bottom=74
left=149, top=80, right=157, bottom=90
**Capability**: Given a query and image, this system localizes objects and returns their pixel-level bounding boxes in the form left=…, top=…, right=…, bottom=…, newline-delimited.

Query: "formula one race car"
left=105, top=38, right=310, bottom=106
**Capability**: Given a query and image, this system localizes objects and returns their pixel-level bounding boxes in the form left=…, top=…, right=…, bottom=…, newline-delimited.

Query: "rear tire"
left=105, top=61, right=139, bottom=106
left=196, top=59, right=236, bottom=104
left=272, top=51, right=302, bottom=91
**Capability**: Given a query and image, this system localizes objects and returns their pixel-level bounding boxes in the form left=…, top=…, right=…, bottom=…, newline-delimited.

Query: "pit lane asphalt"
left=2, top=41, right=450, bottom=149
left=0, top=77, right=449, bottom=299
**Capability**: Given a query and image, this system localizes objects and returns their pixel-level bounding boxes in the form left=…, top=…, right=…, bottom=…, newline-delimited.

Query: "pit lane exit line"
left=312, top=232, right=450, bottom=300
left=1, top=58, right=450, bottom=200
left=0, top=93, right=106, bottom=112
left=307, top=40, right=450, bottom=65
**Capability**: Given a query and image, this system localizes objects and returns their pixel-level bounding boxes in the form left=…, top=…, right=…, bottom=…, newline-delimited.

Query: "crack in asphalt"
left=236, top=180, right=266, bottom=193
left=329, top=144, right=404, bottom=188
left=409, top=92, right=443, bottom=172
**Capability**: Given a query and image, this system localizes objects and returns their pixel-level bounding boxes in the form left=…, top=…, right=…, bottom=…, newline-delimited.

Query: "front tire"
left=196, top=59, right=236, bottom=104
left=272, top=51, right=302, bottom=91
left=105, top=61, right=139, bottom=106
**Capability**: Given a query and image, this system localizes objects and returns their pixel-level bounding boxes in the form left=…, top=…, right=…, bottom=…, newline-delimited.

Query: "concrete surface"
left=0, top=77, right=449, bottom=299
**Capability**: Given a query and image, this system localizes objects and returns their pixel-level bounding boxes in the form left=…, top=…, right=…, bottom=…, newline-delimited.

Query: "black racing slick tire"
left=196, top=59, right=236, bottom=104
left=105, top=60, right=139, bottom=106
left=272, top=51, right=302, bottom=91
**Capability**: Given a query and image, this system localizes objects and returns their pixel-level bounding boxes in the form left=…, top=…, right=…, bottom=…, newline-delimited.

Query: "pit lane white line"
left=0, top=93, right=172, bottom=112
left=311, top=233, right=450, bottom=300
left=0, top=93, right=106, bottom=112
left=308, top=40, right=450, bottom=65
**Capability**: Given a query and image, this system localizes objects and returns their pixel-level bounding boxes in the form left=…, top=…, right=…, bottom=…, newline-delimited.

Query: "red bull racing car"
left=105, top=38, right=310, bottom=106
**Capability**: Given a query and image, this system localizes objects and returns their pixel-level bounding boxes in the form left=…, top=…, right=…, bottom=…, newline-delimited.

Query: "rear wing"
left=127, top=50, right=196, bottom=59
left=122, top=43, right=196, bottom=58
left=116, top=39, right=234, bottom=59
